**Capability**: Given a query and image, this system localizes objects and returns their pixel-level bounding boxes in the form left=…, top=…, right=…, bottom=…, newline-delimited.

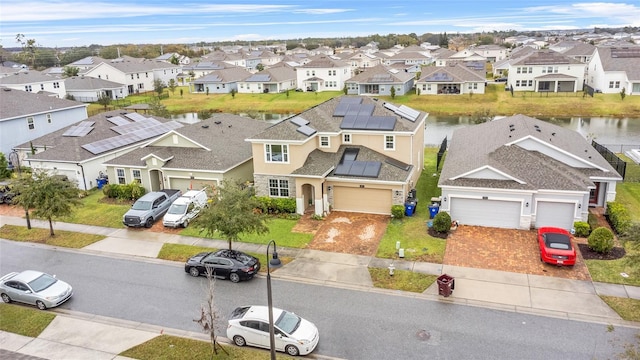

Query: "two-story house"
left=0, top=71, right=67, bottom=98
left=0, top=88, right=87, bottom=156
left=507, top=50, right=586, bottom=92
left=586, top=46, right=640, bottom=95
left=247, top=96, right=426, bottom=216
left=295, top=55, right=351, bottom=92
left=237, top=65, right=297, bottom=93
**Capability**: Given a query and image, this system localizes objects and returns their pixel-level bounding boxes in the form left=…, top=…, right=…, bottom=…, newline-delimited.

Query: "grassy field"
left=58, top=189, right=130, bottom=228
left=0, top=224, right=105, bottom=248
left=88, top=84, right=640, bottom=118
left=368, top=268, right=437, bottom=293
left=599, top=296, right=640, bottom=322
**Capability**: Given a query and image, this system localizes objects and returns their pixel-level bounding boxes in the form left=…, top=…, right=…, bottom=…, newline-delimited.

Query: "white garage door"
left=168, top=178, right=217, bottom=193
left=450, top=198, right=521, bottom=229
left=535, top=202, right=575, bottom=230
left=333, top=187, right=392, bottom=214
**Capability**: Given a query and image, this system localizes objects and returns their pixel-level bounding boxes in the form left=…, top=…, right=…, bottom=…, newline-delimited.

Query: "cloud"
left=293, top=8, right=352, bottom=15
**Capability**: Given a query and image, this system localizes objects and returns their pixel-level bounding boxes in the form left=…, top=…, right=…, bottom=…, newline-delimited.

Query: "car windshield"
left=28, top=274, right=57, bottom=292
left=167, top=204, right=187, bottom=215
left=275, top=310, right=301, bottom=334
left=131, top=201, right=152, bottom=210
left=544, top=233, right=571, bottom=250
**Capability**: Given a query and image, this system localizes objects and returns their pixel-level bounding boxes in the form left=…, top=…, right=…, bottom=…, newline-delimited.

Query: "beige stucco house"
left=247, top=96, right=427, bottom=216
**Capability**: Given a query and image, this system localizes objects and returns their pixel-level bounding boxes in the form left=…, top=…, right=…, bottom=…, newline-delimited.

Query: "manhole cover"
left=416, top=329, right=431, bottom=341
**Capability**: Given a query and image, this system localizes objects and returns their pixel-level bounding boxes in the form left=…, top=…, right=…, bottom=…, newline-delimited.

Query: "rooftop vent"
left=214, top=121, right=221, bottom=124
left=202, top=125, right=209, bottom=128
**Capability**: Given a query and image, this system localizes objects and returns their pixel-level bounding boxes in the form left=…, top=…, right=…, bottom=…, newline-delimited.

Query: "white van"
left=162, top=189, right=209, bottom=228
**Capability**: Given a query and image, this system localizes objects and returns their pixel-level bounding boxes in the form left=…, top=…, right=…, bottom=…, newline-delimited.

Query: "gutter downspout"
left=77, top=163, right=87, bottom=191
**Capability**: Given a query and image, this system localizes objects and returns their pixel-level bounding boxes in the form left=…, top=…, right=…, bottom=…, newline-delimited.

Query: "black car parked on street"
left=185, top=249, right=261, bottom=283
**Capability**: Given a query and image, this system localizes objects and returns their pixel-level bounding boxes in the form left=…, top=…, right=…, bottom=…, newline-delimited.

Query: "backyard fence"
left=592, top=141, right=640, bottom=182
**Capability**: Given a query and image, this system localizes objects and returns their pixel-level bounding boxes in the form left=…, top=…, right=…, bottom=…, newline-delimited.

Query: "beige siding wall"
left=151, top=134, right=201, bottom=148
left=252, top=139, right=317, bottom=175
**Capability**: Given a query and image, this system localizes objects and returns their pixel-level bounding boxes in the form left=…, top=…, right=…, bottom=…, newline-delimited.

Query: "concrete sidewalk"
left=1, top=214, right=639, bottom=359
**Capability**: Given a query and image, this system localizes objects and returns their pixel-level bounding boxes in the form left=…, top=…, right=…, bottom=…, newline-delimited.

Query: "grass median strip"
left=599, top=296, right=640, bottom=322
left=0, top=303, right=55, bottom=337
left=369, top=267, right=436, bottom=293
left=0, top=224, right=105, bottom=248
left=120, top=334, right=293, bottom=360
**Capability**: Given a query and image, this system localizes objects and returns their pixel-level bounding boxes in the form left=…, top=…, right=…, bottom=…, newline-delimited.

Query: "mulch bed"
left=427, top=227, right=449, bottom=239
left=577, top=243, right=626, bottom=260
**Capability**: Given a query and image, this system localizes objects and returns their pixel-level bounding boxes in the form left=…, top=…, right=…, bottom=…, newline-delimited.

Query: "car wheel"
left=233, top=335, right=246, bottom=347
left=1, top=293, right=12, bottom=303
left=36, top=301, right=47, bottom=310
left=189, top=267, right=200, bottom=277
left=229, top=273, right=241, bottom=283
left=144, top=218, right=154, bottom=228
left=285, top=345, right=300, bottom=356
left=183, top=219, right=189, bottom=228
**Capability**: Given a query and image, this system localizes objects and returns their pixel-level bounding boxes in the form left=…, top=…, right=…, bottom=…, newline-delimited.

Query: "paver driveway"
left=444, top=225, right=591, bottom=281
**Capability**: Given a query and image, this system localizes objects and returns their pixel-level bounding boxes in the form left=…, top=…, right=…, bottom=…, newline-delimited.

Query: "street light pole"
left=266, top=239, right=282, bottom=360
left=9, top=150, right=31, bottom=229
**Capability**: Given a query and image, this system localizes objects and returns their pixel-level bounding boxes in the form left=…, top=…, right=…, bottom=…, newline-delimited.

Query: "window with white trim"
left=265, top=144, right=288, bottom=162
left=46, top=114, right=52, bottom=123
left=53, top=82, right=60, bottom=89
left=132, top=169, right=141, bottom=183
left=269, top=179, right=289, bottom=197
left=343, top=133, right=351, bottom=143
left=609, top=81, right=614, bottom=88
left=25, top=85, right=32, bottom=92
left=614, top=81, right=620, bottom=88
left=384, top=135, right=395, bottom=150
left=116, top=168, right=126, bottom=184
left=27, top=117, right=35, bottom=130
left=319, top=136, right=330, bottom=148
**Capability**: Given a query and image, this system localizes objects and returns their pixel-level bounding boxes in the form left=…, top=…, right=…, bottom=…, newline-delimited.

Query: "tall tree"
left=63, top=66, right=80, bottom=77
left=193, top=268, right=228, bottom=358
left=148, top=97, right=170, bottom=118
left=15, top=34, right=37, bottom=68
left=196, top=179, right=269, bottom=250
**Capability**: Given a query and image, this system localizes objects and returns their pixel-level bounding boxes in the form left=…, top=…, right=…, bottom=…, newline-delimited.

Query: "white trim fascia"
left=591, top=175, right=623, bottom=181
left=537, top=189, right=589, bottom=195
left=247, top=138, right=308, bottom=145
left=141, top=153, right=174, bottom=162
left=148, top=130, right=211, bottom=151
left=325, top=176, right=405, bottom=186
left=507, top=135, right=607, bottom=171
left=161, top=167, right=225, bottom=174
left=439, top=184, right=535, bottom=195
left=450, top=165, right=526, bottom=184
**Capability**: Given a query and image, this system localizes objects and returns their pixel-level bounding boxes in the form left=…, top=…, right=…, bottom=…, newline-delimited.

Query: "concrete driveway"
left=443, top=225, right=591, bottom=281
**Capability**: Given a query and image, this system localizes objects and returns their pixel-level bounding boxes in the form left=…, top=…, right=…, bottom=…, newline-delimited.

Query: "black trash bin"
left=437, top=274, right=455, bottom=297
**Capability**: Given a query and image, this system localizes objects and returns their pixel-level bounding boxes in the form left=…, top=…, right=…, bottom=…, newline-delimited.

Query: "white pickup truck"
left=162, top=189, right=209, bottom=228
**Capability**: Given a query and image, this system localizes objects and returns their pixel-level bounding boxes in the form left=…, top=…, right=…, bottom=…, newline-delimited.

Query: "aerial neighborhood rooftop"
left=1, top=31, right=639, bottom=231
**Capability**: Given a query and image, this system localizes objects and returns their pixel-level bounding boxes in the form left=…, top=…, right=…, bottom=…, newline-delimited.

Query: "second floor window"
left=266, top=144, right=288, bottom=163
left=27, top=117, right=35, bottom=130
left=320, top=136, right=330, bottom=147
left=25, top=85, right=32, bottom=92
left=343, top=134, right=351, bottom=144
left=384, top=135, right=395, bottom=150
left=46, top=114, right=52, bottom=123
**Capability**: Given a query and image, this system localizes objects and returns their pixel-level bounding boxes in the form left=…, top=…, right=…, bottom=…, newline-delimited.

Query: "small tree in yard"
left=167, top=79, right=177, bottom=95
left=153, top=79, right=166, bottom=96
left=390, top=86, right=396, bottom=99
left=97, top=93, right=111, bottom=110
left=620, top=88, right=626, bottom=101
left=196, top=179, right=269, bottom=250
left=194, top=268, right=228, bottom=358
left=587, top=226, right=614, bottom=254
left=13, top=170, right=81, bottom=236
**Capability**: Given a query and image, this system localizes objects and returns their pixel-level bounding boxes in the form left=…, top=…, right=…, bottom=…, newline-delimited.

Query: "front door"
left=589, top=182, right=600, bottom=205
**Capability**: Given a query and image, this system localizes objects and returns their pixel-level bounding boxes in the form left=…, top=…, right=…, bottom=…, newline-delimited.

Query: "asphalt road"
left=1, top=240, right=638, bottom=360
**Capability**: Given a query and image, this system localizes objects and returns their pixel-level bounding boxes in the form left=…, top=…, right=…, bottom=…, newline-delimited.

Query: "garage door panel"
left=169, top=178, right=217, bottom=193
left=536, top=202, right=574, bottom=230
left=450, top=198, right=520, bottom=229
left=333, top=187, right=391, bottom=214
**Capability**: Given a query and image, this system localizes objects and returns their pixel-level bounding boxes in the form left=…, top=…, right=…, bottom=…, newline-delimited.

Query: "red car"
left=537, top=227, right=576, bottom=266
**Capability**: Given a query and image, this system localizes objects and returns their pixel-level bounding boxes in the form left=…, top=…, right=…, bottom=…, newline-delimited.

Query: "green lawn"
left=585, top=241, right=639, bottom=286
left=59, top=189, right=130, bottom=228
left=0, top=224, right=105, bottom=248
left=599, top=296, right=640, bottom=322
left=369, top=268, right=437, bottom=293
left=179, top=218, right=313, bottom=249
left=120, top=334, right=294, bottom=360
left=376, top=147, right=447, bottom=262
left=0, top=303, right=55, bottom=337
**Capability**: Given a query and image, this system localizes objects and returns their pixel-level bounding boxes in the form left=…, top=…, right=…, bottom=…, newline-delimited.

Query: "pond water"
left=171, top=112, right=293, bottom=124
left=425, top=116, right=640, bottom=148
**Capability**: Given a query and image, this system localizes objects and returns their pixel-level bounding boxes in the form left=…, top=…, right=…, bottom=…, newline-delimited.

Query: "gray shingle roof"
left=511, top=49, right=583, bottom=66
left=347, top=64, right=414, bottom=83
left=192, top=67, right=251, bottom=83
left=597, top=46, right=640, bottom=81
left=21, top=110, right=178, bottom=163
left=438, top=114, right=621, bottom=191
left=0, top=71, right=59, bottom=84
left=0, top=87, right=86, bottom=120
left=104, top=114, right=271, bottom=171
left=248, top=96, right=425, bottom=142
left=64, top=76, right=125, bottom=90
left=418, top=64, right=485, bottom=83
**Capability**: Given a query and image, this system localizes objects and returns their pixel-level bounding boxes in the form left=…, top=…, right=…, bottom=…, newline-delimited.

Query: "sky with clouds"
left=1, top=1, right=639, bottom=47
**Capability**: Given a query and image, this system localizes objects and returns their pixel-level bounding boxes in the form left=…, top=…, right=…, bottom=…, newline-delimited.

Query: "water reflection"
left=171, top=112, right=293, bottom=124
left=425, top=115, right=640, bottom=146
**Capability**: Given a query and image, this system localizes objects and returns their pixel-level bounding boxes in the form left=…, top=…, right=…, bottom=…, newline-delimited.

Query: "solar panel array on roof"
left=77, top=121, right=95, bottom=127
left=111, top=118, right=161, bottom=134
left=340, top=115, right=396, bottom=130
left=62, top=125, right=94, bottom=137
left=334, top=161, right=381, bottom=178
left=124, top=112, right=148, bottom=122
left=466, top=61, right=485, bottom=70
left=383, top=102, right=420, bottom=122
left=246, top=74, right=271, bottom=82
left=333, top=97, right=363, bottom=116
left=425, top=72, right=453, bottom=81
left=289, top=116, right=309, bottom=126
left=611, top=47, right=640, bottom=58
left=371, top=73, right=393, bottom=82
left=296, top=125, right=317, bottom=136
left=107, top=116, right=131, bottom=126
left=73, top=57, right=94, bottom=65
left=83, top=121, right=183, bottom=155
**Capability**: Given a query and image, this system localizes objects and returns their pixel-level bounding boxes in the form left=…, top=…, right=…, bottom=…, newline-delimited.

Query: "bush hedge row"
left=255, top=196, right=296, bottom=214
left=102, top=182, right=146, bottom=200
left=606, top=201, right=631, bottom=234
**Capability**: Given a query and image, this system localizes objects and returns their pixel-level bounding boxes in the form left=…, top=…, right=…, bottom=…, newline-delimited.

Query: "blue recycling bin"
left=428, top=204, right=440, bottom=219
left=96, top=178, right=107, bottom=189
left=405, top=201, right=416, bottom=216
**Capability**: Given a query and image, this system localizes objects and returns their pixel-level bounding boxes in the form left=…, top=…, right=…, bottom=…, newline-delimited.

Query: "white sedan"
left=227, top=305, right=319, bottom=356
left=0, top=270, right=73, bottom=310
